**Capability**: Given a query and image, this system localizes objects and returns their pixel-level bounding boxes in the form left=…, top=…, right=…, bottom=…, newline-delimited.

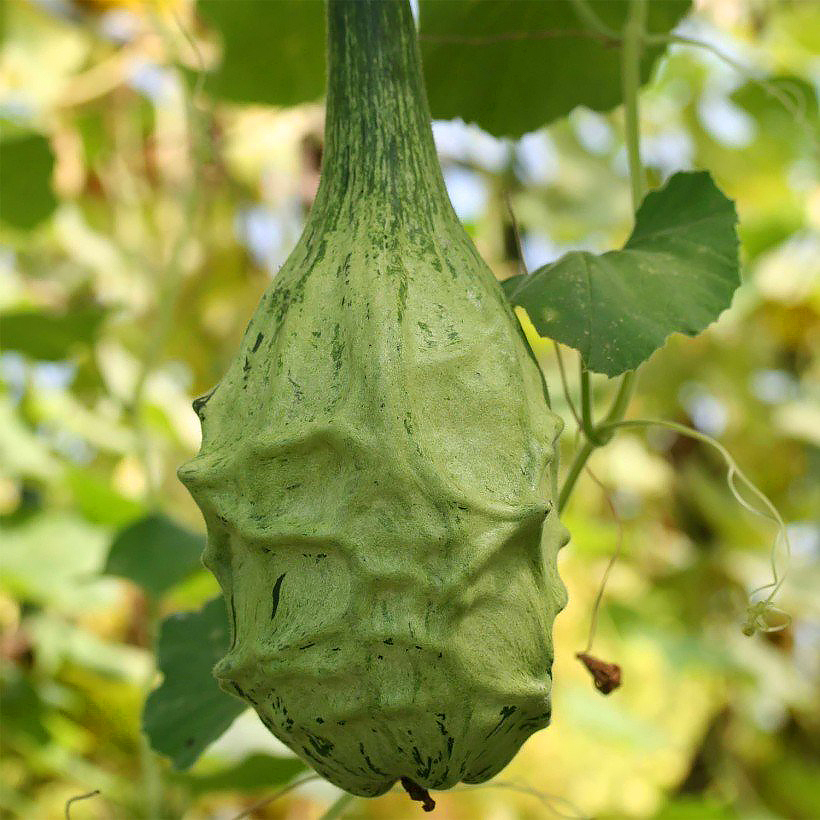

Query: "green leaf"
left=198, top=0, right=325, bottom=106
left=0, top=307, right=105, bottom=361
left=1, top=512, right=110, bottom=613
left=104, top=513, right=205, bottom=599
left=0, top=132, right=57, bottom=230
left=0, top=394, right=60, bottom=480
left=504, top=171, right=739, bottom=376
left=66, top=468, right=146, bottom=529
left=419, top=0, right=690, bottom=137
left=143, top=597, right=245, bottom=769
left=175, top=753, right=305, bottom=795
left=0, top=669, right=50, bottom=746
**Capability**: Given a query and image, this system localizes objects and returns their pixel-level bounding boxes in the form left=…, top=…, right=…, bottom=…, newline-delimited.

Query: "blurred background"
left=1, top=0, right=818, bottom=817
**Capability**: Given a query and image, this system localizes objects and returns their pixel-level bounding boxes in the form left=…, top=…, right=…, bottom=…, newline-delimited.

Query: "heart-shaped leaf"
left=144, top=597, right=245, bottom=769
left=504, top=171, right=740, bottom=376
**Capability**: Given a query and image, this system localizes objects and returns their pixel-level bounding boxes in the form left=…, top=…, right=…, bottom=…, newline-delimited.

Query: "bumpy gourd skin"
left=178, top=0, right=568, bottom=799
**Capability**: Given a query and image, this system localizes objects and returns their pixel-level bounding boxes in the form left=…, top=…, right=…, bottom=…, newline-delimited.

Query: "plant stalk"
left=621, top=0, right=648, bottom=209
left=320, top=793, right=355, bottom=820
left=558, top=0, right=646, bottom=509
left=579, top=364, right=605, bottom=446
left=558, top=439, right=595, bottom=513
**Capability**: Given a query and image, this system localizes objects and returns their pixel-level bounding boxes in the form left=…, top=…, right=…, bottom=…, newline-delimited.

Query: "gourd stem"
left=314, top=0, right=450, bottom=222
left=621, top=0, right=648, bottom=208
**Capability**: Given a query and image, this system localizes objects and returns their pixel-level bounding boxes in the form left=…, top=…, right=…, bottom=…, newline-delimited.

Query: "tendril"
left=65, top=790, right=101, bottom=820
left=231, top=774, right=321, bottom=820
left=456, top=779, right=587, bottom=818
left=599, top=419, right=791, bottom=636
left=581, top=466, right=625, bottom=654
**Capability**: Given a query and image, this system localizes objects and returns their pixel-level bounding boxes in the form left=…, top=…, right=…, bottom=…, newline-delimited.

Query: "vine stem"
left=558, top=439, right=594, bottom=514
left=319, top=793, right=356, bottom=819
left=553, top=343, right=582, bottom=430
left=558, top=0, right=645, bottom=510
left=580, top=466, right=624, bottom=654
left=230, top=775, right=321, bottom=819
left=579, top=364, right=598, bottom=444
left=621, top=0, right=648, bottom=210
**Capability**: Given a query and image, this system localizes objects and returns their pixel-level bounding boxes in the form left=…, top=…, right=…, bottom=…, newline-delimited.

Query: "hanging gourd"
left=178, top=0, right=568, bottom=802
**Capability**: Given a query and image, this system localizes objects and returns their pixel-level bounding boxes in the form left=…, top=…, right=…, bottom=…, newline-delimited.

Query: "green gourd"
left=178, top=0, right=568, bottom=799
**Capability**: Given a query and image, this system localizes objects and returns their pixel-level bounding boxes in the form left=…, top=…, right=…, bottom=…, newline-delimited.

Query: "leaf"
left=0, top=669, right=50, bottom=746
left=419, top=0, right=690, bottom=138
left=1, top=512, right=111, bottom=613
left=0, top=132, right=58, bottom=230
left=504, top=171, right=739, bottom=376
left=143, top=597, right=245, bottom=770
left=0, top=307, right=105, bottom=361
left=0, top=394, right=61, bottom=480
left=192, top=1, right=688, bottom=137
left=66, top=468, right=146, bottom=528
left=104, top=513, right=205, bottom=599
left=175, top=753, right=305, bottom=795
left=198, top=0, right=325, bottom=107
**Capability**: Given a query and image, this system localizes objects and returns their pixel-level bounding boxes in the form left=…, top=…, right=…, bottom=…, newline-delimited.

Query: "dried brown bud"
left=576, top=652, right=622, bottom=694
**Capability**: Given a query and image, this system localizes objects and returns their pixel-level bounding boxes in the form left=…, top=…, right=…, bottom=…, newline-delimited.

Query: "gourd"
left=178, top=0, right=568, bottom=800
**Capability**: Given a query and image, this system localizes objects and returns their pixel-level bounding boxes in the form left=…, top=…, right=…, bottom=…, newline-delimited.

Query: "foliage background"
left=1, top=0, right=818, bottom=818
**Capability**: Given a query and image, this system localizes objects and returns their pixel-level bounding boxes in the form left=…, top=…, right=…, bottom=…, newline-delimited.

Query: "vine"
left=139, top=0, right=792, bottom=815
left=525, top=0, right=792, bottom=690
left=556, top=0, right=644, bottom=511
left=600, top=419, right=792, bottom=634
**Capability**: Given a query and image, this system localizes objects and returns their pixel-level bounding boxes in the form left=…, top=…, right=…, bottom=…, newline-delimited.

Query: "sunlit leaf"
left=419, top=0, right=689, bottom=137
left=504, top=171, right=739, bottom=375
left=104, top=513, right=205, bottom=599
left=0, top=132, right=57, bottom=230
left=144, top=597, right=245, bottom=769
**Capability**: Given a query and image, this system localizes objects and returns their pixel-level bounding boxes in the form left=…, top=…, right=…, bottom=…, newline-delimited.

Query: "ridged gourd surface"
left=178, top=0, right=568, bottom=798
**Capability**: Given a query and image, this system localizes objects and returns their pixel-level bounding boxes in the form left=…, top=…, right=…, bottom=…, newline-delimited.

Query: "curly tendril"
left=599, top=419, right=792, bottom=636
